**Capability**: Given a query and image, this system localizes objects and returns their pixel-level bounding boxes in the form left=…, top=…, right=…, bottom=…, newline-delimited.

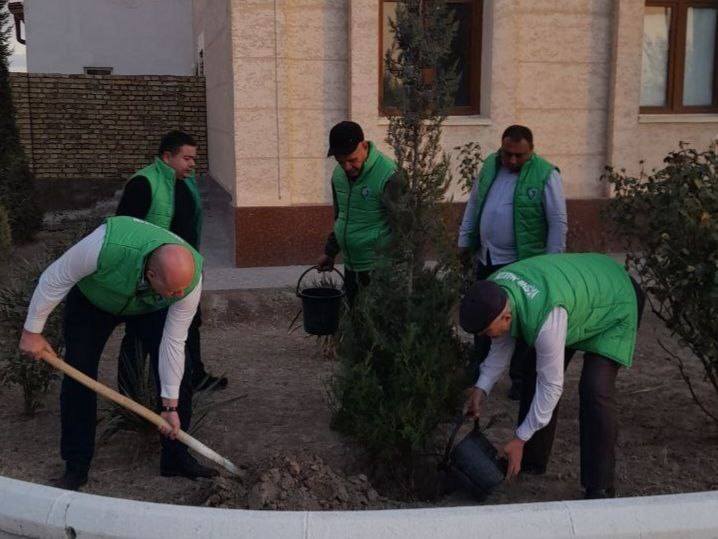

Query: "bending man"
left=19, top=216, right=218, bottom=490
left=459, top=253, right=644, bottom=499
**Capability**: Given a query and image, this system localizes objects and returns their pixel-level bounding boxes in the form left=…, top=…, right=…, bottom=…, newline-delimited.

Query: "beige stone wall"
left=229, top=0, right=348, bottom=207
left=193, top=0, right=237, bottom=198
left=207, top=0, right=718, bottom=208
left=350, top=0, right=616, bottom=201
left=9, top=73, right=207, bottom=179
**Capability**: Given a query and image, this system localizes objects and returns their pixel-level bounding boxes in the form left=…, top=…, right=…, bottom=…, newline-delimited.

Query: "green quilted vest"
left=77, top=216, right=203, bottom=316
left=470, top=152, right=556, bottom=259
left=489, top=253, right=638, bottom=367
left=332, top=142, right=396, bottom=271
left=131, top=157, right=203, bottom=246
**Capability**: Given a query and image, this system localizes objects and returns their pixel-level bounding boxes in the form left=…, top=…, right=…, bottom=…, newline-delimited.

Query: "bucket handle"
left=296, top=265, right=345, bottom=296
left=439, top=414, right=479, bottom=471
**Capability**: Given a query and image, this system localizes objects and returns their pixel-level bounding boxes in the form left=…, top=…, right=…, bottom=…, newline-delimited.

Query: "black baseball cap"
left=327, top=121, right=364, bottom=157
left=459, top=281, right=508, bottom=334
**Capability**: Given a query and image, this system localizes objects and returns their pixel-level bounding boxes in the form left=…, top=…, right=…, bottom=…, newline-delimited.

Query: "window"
left=379, top=0, right=483, bottom=115
left=84, top=67, right=113, bottom=75
left=640, top=1, right=718, bottom=113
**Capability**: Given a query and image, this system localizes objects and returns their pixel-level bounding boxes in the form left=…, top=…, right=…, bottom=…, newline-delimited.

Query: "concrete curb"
left=2, top=476, right=718, bottom=539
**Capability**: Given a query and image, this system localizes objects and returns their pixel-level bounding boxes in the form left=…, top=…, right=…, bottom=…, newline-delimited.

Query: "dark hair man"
left=19, top=217, right=218, bottom=490
left=316, top=121, right=397, bottom=303
left=116, top=130, right=226, bottom=391
left=458, top=125, right=568, bottom=400
left=459, top=253, right=645, bottom=499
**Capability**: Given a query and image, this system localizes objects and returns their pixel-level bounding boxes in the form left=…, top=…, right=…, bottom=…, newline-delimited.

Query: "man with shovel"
left=459, top=253, right=644, bottom=499
left=19, top=216, right=218, bottom=490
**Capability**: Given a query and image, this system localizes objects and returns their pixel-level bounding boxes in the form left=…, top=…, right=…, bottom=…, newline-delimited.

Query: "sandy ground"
left=1, top=286, right=717, bottom=510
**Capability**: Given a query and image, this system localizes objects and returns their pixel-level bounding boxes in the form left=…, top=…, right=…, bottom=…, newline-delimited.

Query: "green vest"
left=332, top=142, right=396, bottom=272
left=470, top=152, right=556, bottom=259
left=77, top=216, right=203, bottom=316
left=131, top=157, right=203, bottom=247
left=489, top=253, right=638, bottom=367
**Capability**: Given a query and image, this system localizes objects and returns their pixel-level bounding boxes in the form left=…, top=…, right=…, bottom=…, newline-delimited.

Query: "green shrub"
left=604, top=146, right=718, bottom=423
left=0, top=256, right=62, bottom=415
left=0, top=2, right=42, bottom=243
left=329, top=0, right=469, bottom=496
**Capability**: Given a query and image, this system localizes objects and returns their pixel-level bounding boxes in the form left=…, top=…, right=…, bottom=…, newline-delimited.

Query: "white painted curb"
left=1, top=476, right=718, bottom=539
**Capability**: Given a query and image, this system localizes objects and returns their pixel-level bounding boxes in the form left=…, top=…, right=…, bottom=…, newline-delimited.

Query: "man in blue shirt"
left=458, top=125, right=568, bottom=402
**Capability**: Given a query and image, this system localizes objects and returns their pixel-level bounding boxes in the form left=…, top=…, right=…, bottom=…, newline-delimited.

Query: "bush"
left=0, top=155, right=42, bottom=243
left=329, top=0, right=469, bottom=495
left=0, top=256, right=63, bottom=415
left=0, top=2, right=42, bottom=243
left=604, top=146, right=718, bottom=423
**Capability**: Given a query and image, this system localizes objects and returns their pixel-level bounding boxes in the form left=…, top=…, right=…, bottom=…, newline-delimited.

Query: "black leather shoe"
left=192, top=373, right=228, bottom=391
left=55, top=469, right=88, bottom=491
left=585, top=487, right=616, bottom=499
left=161, top=454, right=219, bottom=480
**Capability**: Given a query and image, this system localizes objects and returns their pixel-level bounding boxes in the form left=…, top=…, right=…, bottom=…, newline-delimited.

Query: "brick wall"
left=9, top=74, right=208, bottom=179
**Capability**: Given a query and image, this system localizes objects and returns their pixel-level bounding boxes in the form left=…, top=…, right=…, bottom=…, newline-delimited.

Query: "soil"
left=2, top=225, right=718, bottom=510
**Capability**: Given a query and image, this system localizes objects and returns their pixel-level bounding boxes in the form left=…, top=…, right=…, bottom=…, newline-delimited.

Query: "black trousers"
left=519, top=277, right=646, bottom=490
left=119, top=306, right=205, bottom=389
left=61, top=287, right=192, bottom=472
left=344, top=268, right=371, bottom=307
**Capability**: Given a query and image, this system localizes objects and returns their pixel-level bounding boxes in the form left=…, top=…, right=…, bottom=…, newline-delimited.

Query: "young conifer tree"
left=331, top=0, right=468, bottom=493
left=0, top=1, right=41, bottom=243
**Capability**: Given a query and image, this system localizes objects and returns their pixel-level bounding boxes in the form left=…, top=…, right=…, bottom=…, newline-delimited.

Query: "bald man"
left=19, top=216, right=218, bottom=490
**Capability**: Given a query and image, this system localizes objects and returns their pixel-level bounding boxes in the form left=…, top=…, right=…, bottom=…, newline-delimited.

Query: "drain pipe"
left=7, top=2, right=25, bottom=44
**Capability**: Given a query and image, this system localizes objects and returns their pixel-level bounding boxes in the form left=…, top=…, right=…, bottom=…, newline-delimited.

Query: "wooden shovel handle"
left=40, top=350, right=241, bottom=477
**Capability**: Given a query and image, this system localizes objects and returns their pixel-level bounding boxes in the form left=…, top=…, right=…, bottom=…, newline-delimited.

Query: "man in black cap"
left=316, top=121, right=396, bottom=302
left=459, top=253, right=644, bottom=499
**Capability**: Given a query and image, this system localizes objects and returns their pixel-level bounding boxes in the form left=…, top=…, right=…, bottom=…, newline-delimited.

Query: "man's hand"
left=463, top=387, right=486, bottom=419
left=159, top=398, right=181, bottom=439
left=159, top=411, right=181, bottom=439
left=316, top=254, right=335, bottom=272
left=500, top=438, right=526, bottom=480
left=18, top=330, right=56, bottom=360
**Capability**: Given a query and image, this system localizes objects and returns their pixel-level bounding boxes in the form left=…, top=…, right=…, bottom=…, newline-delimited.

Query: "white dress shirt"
left=23, top=223, right=201, bottom=399
left=475, top=305, right=568, bottom=441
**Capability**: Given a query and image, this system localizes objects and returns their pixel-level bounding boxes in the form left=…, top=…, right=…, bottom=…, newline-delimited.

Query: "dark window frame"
left=378, top=0, right=483, bottom=116
left=641, top=0, right=718, bottom=114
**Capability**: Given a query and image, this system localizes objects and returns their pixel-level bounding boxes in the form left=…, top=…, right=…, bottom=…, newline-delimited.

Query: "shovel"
left=40, top=350, right=241, bottom=478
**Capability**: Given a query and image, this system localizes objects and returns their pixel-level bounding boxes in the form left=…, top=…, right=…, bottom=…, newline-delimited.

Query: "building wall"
left=193, top=0, right=237, bottom=197
left=9, top=73, right=208, bottom=179
left=24, top=0, right=193, bottom=75
left=226, top=0, right=349, bottom=265
left=607, top=0, right=718, bottom=178
left=228, top=0, right=348, bottom=208
left=195, top=0, right=718, bottom=266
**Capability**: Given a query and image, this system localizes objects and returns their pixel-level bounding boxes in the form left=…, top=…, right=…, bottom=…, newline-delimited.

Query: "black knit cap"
left=459, top=280, right=508, bottom=334
left=327, top=121, right=364, bottom=157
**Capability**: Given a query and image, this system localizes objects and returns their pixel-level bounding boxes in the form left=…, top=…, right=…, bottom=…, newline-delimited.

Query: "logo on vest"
left=361, top=187, right=372, bottom=200
left=527, top=187, right=538, bottom=200
left=493, top=271, right=540, bottom=299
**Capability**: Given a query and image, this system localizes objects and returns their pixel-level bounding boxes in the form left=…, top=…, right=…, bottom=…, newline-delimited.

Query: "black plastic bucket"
left=296, top=266, right=345, bottom=336
left=440, top=417, right=506, bottom=501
